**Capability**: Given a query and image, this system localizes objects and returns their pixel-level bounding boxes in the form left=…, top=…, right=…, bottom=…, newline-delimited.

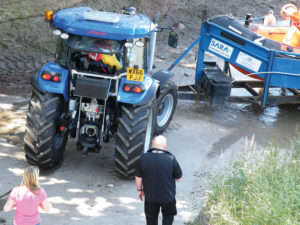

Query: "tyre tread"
left=24, top=88, right=68, bottom=168
left=114, top=103, right=154, bottom=179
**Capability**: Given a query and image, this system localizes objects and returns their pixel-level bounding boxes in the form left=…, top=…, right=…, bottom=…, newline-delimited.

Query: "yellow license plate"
left=126, top=68, right=144, bottom=82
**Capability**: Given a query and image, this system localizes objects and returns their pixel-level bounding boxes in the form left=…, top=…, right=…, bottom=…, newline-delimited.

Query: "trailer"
left=169, top=12, right=300, bottom=107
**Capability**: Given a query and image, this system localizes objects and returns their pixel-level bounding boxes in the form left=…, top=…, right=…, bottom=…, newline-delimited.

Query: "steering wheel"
left=281, top=3, right=297, bottom=20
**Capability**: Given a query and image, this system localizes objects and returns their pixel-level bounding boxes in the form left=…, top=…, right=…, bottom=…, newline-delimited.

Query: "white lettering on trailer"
left=236, top=51, right=262, bottom=72
left=254, top=36, right=265, bottom=46
left=209, top=39, right=233, bottom=59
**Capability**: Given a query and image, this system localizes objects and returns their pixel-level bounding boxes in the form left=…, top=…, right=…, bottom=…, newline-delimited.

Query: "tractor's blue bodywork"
left=53, top=7, right=155, bottom=41
left=34, top=7, right=159, bottom=106
left=35, top=62, right=158, bottom=105
left=36, top=63, right=69, bottom=101
left=118, top=76, right=159, bottom=105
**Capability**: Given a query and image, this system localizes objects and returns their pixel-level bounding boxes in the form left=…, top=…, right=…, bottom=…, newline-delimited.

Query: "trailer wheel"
left=24, top=88, right=68, bottom=167
left=114, top=102, right=155, bottom=179
left=155, top=80, right=178, bottom=135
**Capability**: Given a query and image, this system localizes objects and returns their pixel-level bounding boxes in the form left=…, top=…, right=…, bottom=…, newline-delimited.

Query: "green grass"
left=198, top=137, right=300, bottom=225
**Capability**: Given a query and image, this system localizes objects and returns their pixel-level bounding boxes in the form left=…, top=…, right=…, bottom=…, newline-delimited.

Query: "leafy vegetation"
left=192, top=137, right=300, bottom=225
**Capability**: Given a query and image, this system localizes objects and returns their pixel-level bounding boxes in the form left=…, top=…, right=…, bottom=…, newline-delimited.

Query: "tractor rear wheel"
left=114, top=102, right=155, bottom=179
left=155, top=80, right=178, bottom=135
left=24, top=88, right=68, bottom=167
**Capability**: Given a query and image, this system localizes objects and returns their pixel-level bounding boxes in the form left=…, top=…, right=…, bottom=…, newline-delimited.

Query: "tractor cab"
left=49, top=7, right=156, bottom=80
left=56, top=35, right=147, bottom=76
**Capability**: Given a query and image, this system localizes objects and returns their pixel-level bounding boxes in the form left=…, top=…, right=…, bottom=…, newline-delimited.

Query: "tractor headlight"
left=125, top=42, right=134, bottom=48
left=135, top=40, right=144, bottom=47
left=60, top=33, right=69, bottom=39
left=53, top=29, right=61, bottom=36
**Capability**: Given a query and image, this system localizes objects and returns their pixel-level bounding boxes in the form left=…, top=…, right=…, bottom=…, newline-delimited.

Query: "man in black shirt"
left=135, top=135, right=182, bottom=225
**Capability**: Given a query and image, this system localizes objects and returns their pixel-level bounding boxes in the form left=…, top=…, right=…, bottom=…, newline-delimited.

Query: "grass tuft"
left=197, top=136, right=300, bottom=225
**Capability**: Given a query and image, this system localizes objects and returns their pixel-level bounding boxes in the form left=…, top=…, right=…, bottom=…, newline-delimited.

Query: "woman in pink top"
left=4, top=166, right=50, bottom=225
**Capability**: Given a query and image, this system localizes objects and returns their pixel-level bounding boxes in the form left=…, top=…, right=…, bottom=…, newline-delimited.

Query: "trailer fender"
left=31, top=63, right=69, bottom=102
left=118, top=75, right=159, bottom=105
left=152, top=70, right=175, bottom=87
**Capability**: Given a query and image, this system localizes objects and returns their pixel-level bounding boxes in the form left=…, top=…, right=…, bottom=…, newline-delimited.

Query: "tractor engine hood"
left=53, top=7, right=156, bottom=40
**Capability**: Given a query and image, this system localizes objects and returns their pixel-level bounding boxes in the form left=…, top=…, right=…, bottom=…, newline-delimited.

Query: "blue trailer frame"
left=170, top=16, right=300, bottom=107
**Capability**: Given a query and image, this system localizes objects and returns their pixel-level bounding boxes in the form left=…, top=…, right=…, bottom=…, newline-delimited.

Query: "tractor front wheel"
left=155, top=80, right=178, bottom=135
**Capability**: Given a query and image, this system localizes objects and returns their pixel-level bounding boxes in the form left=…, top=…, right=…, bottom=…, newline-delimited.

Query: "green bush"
left=202, top=139, right=300, bottom=225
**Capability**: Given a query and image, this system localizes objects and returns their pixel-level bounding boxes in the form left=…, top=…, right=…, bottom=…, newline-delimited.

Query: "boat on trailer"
left=209, top=3, right=300, bottom=80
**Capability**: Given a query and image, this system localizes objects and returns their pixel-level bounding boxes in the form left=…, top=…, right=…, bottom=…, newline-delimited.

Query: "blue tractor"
left=24, top=7, right=177, bottom=178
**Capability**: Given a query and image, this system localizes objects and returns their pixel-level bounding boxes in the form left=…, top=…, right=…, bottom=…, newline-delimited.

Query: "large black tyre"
left=114, top=102, right=155, bottom=179
left=24, top=88, right=68, bottom=167
left=155, top=80, right=178, bottom=135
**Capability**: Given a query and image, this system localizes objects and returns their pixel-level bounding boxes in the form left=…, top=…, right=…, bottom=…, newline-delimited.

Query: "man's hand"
left=138, top=190, right=144, bottom=201
left=135, top=176, right=144, bottom=201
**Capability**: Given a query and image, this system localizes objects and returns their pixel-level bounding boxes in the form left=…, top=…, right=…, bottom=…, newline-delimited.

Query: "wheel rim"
left=143, top=108, right=153, bottom=152
left=157, top=94, right=174, bottom=127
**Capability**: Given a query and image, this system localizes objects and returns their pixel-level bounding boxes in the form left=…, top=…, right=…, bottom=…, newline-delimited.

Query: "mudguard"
left=30, top=63, right=69, bottom=101
left=152, top=70, right=174, bottom=87
left=117, top=75, right=159, bottom=105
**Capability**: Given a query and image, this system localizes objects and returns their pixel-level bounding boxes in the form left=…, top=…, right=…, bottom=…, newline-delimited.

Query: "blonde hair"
left=21, top=166, right=40, bottom=194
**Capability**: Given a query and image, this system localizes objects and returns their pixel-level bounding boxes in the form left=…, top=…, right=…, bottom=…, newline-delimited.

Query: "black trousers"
left=144, top=199, right=177, bottom=225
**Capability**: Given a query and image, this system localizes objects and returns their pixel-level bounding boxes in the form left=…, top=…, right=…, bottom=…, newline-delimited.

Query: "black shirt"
left=135, top=148, right=182, bottom=204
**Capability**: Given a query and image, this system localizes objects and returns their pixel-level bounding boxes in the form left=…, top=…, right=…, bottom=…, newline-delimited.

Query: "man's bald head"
left=152, top=135, right=167, bottom=150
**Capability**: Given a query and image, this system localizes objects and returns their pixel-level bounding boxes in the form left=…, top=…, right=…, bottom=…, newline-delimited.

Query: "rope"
left=241, top=71, right=300, bottom=77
